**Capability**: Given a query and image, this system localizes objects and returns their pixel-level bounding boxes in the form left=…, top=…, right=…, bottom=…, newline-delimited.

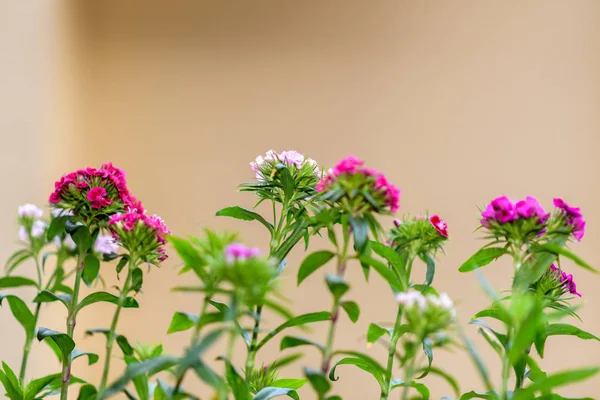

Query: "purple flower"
left=553, top=198, right=585, bottom=241
left=225, top=242, right=262, bottom=264
left=94, top=234, right=119, bottom=254
left=279, top=150, right=305, bottom=168
left=515, top=196, right=550, bottom=222
left=550, top=264, right=581, bottom=297
left=481, top=196, right=517, bottom=225
left=18, top=204, right=43, bottom=218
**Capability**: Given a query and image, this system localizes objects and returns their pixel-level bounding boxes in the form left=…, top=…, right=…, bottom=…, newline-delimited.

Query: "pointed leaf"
left=71, top=349, right=99, bottom=366
left=37, top=327, right=75, bottom=362
left=531, top=243, right=598, bottom=273
left=459, top=247, right=507, bottom=272
left=216, top=206, right=274, bottom=233
left=297, top=251, right=335, bottom=285
left=33, top=290, right=72, bottom=308
left=329, top=357, right=385, bottom=390
left=280, top=336, right=325, bottom=353
left=256, top=312, right=331, bottom=351
left=167, top=312, right=198, bottom=334
left=0, top=276, right=39, bottom=290
left=77, top=292, right=139, bottom=312
left=253, top=387, right=299, bottom=400
left=304, top=368, right=330, bottom=396
left=82, top=254, right=100, bottom=287
left=0, top=294, right=35, bottom=339
left=326, top=274, right=349, bottom=300
left=340, top=301, right=360, bottom=323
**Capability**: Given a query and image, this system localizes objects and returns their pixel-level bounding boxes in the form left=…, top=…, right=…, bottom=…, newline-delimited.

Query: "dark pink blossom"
left=430, top=215, right=449, bottom=238
left=553, top=198, right=586, bottom=241
left=481, top=196, right=517, bottom=225
left=86, top=187, right=113, bottom=209
left=550, top=264, right=581, bottom=297
left=332, top=155, right=364, bottom=176
left=515, top=196, right=549, bottom=222
left=108, top=211, right=170, bottom=262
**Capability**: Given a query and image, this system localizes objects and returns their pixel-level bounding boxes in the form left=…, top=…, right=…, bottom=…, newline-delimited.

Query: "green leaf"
left=326, top=274, right=349, bottom=300
left=77, top=384, right=98, bottom=400
left=280, top=336, right=325, bottom=353
left=37, top=327, right=75, bottom=362
left=33, top=290, right=72, bottom=308
left=297, top=250, right=335, bottom=285
left=422, top=253, right=435, bottom=286
left=329, top=357, right=385, bottom=390
left=71, top=225, right=93, bottom=254
left=5, top=249, right=32, bottom=274
left=0, top=294, right=35, bottom=339
left=0, top=276, right=39, bottom=290
left=220, top=357, right=250, bottom=400
left=509, top=299, right=544, bottom=365
left=82, top=254, right=100, bottom=287
left=272, top=353, right=304, bottom=369
left=546, top=323, right=600, bottom=341
left=369, top=241, right=407, bottom=285
left=349, top=216, right=369, bottom=253
left=100, top=356, right=179, bottom=399
left=115, top=257, right=128, bottom=275
left=459, top=247, right=507, bottom=272
left=531, top=243, right=598, bottom=273
left=367, top=323, right=391, bottom=344
left=416, top=338, right=433, bottom=379
left=167, top=312, right=198, bottom=334
left=0, top=362, right=23, bottom=399
left=389, top=379, right=430, bottom=398
left=169, top=236, right=208, bottom=281
left=358, top=255, right=403, bottom=292
left=132, top=267, right=143, bottom=293
left=256, top=312, right=331, bottom=351
left=216, top=206, right=274, bottom=233
left=340, top=301, right=360, bottom=323
left=473, top=306, right=511, bottom=324
left=512, top=367, right=600, bottom=400
left=71, top=349, right=99, bottom=366
left=253, top=387, right=299, bottom=400
left=47, top=216, right=68, bottom=240
left=77, top=292, right=139, bottom=312
left=86, top=328, right=134, bottom=356
left=423, top=367, right=460, bottom=398
left=460, top=391, right=499, bottom=399
left=304, top=368, right=330, bottom=396
left=270, top=378, right=307, bottom=390
left=23, top=374, right=60, bottom=400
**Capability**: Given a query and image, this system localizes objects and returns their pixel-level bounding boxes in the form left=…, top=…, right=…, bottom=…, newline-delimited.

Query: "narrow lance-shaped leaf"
left=459, top=247, right=507, bottom=272
left=256, top=312, right=331, bottom=351
left=76, top=292, right=139, bottom=312
left=340, top=301, right=360, bottom=323
left=297, top=250, right=335, bottom=285
left=329, top=357, right=385, bottom=391
left=37, top=328, right=75, bottom=362
left=253, top=387, right=299, bottom=400
left=216, top=206, right=274, bottom=233
left=0, top=294, right=35, bottom=339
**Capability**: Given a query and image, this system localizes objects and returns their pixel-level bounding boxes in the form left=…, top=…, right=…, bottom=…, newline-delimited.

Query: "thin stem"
left=174, top=295, right=211, bottom=394
left=320, top=227, right=350, bottom=375
left=380, top=305, right=403, bottom=400
left=400, top=355, right=416, bottom=400
left=60, top=252, right=86, bottom=400
left=97, top=258, right=135, bottom=395
left=245, top=304, right=263, bottom=378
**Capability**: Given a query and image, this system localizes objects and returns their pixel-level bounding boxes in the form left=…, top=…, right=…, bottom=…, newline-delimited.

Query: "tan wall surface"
left=3, top=1, right=600, bottom=398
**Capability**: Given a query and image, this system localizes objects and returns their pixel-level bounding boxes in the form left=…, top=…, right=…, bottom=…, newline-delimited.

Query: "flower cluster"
left=480, top=196, right=586, bottom=243
left=243, top=150, right=321, bottom=205
left=553, top=198, right=586, bottom=241
left=549, top=264, right=581, bottom=297
left=396, top=290, right=455, bottom=337
left=17, top=204, right=47, bottom=251
left=218, top=242, right=276, bottom=306
left=389, top=214, right=449, bottom=256
left=316, top=156, right=400, bottom=215
left=107, top=211, right=170, bottom=264
left=48, top=163, right=140, bottom=222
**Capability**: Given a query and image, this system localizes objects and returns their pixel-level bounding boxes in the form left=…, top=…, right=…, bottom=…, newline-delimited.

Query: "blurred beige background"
left=1, top=1, right=600, bottom=398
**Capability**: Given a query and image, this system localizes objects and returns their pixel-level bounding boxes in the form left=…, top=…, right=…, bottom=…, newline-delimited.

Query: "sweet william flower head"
left=219, top=242, right=276, bottom=307
left=480, top=196, right=549, bottom=242
left=49, top=162, right=138, bottom=223
left=94, top=234, right=119, bottom=255
left=396, top=290, right=455, bottom=338
left=389, top=213, right=448, bottom=256
left=316, top=156, right=400, bottom=216
left=107, top=211, right=170, bottom=265
left=18, top=204, right=43, bottom=219
left=552, top=198, right=585, bottom=241
left=245, top=150, right=321, bottom=205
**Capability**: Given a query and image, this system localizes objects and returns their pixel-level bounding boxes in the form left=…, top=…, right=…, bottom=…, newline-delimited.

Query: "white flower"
left=94, top=234, right=119, bottom=254
left=438, top=293, right=454, bottom=310
left=19, top=226, right=29, bottom=241
left=396, top=291, right=427, bottom=310
left=306, top=157, right=321, bottom=176
left=53, top=234, right=77, bottom=251
left=279, top=150, right=305, bottom=168
left=264, top=149, right=278, bottom=162
left=18, top=204, right=43, bottom=218
left=30, top=221, right=46, bottom=238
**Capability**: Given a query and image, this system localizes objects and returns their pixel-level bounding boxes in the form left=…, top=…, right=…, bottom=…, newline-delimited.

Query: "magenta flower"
left=86, top=187, right=113, bottom=209
left=515, top=196, right=549, bottom=222
left=225, top=242, right=263, bottom=264
left=550, top=264, right=582, bottom=297
left=430, top=215, right=449, bottom=238
left=553, top=198, right=586, bottom=241
left=316, top=156, right=401, bottom=214
left=108, top=211, right=170, bottom=263
left=481, top=196, right=517, bottom=225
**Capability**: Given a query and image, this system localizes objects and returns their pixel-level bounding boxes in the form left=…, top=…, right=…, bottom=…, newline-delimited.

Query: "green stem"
left=380, top=305, right=404, bottom=400
left=400, top=356, right=416, bottom=400
left=174, top=296, right=211, bottom=394
left=245, top=304, right=263, bottom=378
left=60, top=252, right=86, bottom=400
left=97, top=258, right=135, bottom=395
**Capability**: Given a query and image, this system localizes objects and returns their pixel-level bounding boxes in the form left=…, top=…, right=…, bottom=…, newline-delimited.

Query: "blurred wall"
left=3, top=1, right=600, bottom=398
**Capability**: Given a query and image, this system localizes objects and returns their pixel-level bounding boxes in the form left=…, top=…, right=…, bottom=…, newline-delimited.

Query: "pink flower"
left=108, top=211, right=169, bottom=262
left=86, top=187, right=113, bottom=209
left=224, top=242, right=262, bottom=264
left=430, top=215, right=449, bottom=238
left=550, top=264, right=582, bottom=297
left=94, top=234, right=119, bottom=254
left=18, top=204, right=43, bottom=218
left=553, top=198, right=585, bottom=241
left=481, top=196, right=517, bottom=225
left=515, top=196, right=549, bottom=222
left=332, top=155, right=364, bottom=176
left=279, top=150, right=305, bottom=168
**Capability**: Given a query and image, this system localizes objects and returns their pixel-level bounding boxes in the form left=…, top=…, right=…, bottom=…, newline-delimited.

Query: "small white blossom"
left=94, top=234, right=119, bottom=254
left=30, top=221, right=46, bottom=238
left=396, top=291, right=427, bottom=310
left=19, top=226, right=29, bottom=241
left=18, top=204, right=43, bottom=219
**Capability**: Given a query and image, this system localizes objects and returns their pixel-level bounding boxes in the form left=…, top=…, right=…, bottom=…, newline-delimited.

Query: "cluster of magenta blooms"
left=481, top=195, right=585, bottom=297
left=49, top=162, right=170, bottom=261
